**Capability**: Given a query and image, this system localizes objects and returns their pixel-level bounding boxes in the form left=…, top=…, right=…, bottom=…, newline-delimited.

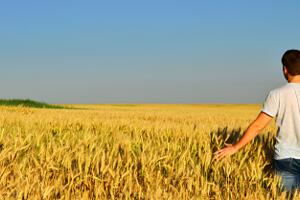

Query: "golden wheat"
left=0, top=104, right=296, bottom=199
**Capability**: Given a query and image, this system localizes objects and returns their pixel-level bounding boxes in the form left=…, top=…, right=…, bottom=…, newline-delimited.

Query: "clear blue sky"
left=0, top=1, right=299, bottom=104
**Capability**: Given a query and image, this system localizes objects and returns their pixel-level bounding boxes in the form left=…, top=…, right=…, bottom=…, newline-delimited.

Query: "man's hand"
left=213, top=142, right=238, bottom=161
left=213, top=111, right=273, bottom=161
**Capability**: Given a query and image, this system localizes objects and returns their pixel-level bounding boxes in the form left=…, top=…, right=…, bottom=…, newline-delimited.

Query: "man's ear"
left=283, top=66, right=289, bottom=80
left=283, top=66, right=288, bottom=74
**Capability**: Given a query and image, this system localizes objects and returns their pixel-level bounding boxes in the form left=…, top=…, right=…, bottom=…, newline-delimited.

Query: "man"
left=213, top=49, right=300, bottom=195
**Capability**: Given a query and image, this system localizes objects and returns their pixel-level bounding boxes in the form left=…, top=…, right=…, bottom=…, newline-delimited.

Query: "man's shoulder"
left=268, top=84, right=290, bottom=95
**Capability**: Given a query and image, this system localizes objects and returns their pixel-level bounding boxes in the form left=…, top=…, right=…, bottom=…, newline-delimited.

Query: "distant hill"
left=0, top=99, right=64, bottom=109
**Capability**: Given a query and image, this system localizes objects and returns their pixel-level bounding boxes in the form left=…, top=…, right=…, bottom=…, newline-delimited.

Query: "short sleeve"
left=261, top=91, right=279, bottom=117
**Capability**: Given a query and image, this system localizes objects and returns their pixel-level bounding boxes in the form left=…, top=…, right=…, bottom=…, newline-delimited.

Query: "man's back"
left=262, top=83, right=300, bottom=160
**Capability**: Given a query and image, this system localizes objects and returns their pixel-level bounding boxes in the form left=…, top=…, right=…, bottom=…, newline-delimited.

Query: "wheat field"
left=0, top=104, right=296, bottom=199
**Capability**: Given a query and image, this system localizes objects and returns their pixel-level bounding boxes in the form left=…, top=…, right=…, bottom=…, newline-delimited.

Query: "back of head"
left=282, top=49, right=300, bottom=75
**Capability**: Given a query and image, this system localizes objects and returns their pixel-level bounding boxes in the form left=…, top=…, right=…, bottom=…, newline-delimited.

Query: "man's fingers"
left=213, top=146, right=235, bottom=161
left=214, top=144, right=232, bottom=155
left=215, top=154, right=224, bottom=161
left=214, top=150, right=231, bottom=160
left=217, top=153, right=226, bottom=160
left=213, top=147, right=233, bottom=161
left=214, top=147, right=227, bottom=154
left=214, top=151, right=225, bottom=160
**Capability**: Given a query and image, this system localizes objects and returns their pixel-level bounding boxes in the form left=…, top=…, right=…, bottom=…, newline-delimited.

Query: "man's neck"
left=288, top=75, right=300, bottom=83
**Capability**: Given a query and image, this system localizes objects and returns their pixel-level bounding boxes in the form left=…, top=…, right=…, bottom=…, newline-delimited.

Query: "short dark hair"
left=281, top=49, right=300, bottom=75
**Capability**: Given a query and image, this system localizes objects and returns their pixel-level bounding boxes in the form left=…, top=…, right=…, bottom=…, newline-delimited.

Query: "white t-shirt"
left=262, top=83, right=300, bottom=160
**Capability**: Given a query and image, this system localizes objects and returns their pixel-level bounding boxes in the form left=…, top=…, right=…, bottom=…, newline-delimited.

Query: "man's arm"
left=214, top=111, right=273, bottom=161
